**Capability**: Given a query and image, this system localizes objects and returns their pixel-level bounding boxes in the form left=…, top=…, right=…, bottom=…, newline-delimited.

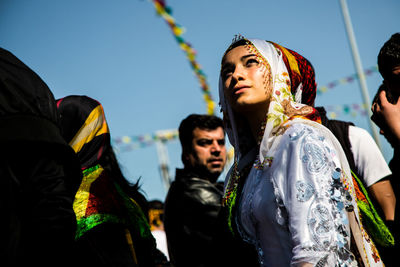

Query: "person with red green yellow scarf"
left=57, top=95, right=157, bottom=267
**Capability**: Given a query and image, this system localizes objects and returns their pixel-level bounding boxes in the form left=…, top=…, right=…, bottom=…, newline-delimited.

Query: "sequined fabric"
left=237, top=123, right=357, bottom=266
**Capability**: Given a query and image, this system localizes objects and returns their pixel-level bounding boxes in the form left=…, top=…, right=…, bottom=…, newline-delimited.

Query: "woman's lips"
left=234, top=85, right=250, bottom=95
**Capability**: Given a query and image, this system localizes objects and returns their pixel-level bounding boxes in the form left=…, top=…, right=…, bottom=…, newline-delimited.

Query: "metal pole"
left=155, top=140, right=171, bottom=192
left=155, top=130, right=174, bottom=192
left=339, top=0, right=382, bottom=149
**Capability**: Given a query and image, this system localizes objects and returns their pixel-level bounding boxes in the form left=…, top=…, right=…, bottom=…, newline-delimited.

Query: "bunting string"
left=151, top=0, right=216, bottom=114
left=324, top=103, right=369, bottom=119
left=317, top=65, right=378, bottom=94
left=112, top=129, right=178, bottom=151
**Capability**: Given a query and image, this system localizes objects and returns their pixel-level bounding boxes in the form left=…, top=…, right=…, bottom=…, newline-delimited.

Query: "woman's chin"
left=231, top=99, right=268, bottom=113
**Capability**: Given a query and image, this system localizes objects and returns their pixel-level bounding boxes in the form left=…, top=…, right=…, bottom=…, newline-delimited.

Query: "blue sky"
left=1, top=0, right=399, bottom=201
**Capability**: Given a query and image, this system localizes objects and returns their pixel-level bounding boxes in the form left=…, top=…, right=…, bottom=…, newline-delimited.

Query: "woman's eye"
left=222, top=69, right=233, bottom=79
left=246, top=58, right=259, bottom=66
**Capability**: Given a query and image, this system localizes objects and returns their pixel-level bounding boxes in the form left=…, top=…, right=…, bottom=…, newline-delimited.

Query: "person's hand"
left=372, top=90, right=400, bottom=142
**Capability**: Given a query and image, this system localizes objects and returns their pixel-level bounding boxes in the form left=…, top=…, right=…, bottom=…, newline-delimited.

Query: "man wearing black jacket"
left=164, top=114, right=226, bottom=267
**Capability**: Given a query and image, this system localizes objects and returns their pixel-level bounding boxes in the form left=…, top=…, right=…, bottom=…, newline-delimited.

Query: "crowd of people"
left=1, top=32, right=399, bottom=267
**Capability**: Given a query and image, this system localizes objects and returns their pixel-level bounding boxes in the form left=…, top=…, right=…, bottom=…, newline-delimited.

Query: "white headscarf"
left=219, top=38, right=315, bottom=165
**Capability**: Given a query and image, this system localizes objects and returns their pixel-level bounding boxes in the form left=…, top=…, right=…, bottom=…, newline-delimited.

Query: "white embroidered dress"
left=237, top=122, right=354, bottom=266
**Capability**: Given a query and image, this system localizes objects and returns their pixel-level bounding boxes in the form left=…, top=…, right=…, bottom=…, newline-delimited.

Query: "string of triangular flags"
left=113, top=129, right=178, bottom=152
left=324, top=103, right=369, bottom=118
left=150, top=0, right=215, bottom=115
left=317, top=65, right=378, bottom=94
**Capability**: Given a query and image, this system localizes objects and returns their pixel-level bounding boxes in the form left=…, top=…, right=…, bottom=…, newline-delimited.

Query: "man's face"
left=186, top=127, right=227, bottom=179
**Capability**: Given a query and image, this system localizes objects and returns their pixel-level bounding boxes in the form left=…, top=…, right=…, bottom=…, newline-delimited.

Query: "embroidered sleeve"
left=271, top=124, right=355, bottom=266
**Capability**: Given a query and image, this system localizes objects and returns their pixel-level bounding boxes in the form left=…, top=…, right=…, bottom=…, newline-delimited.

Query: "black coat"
left=0, top=47, right=81, bottom=266
left=164, top=169, right=223, bottom=267
left=164, top=168, right=260, bottom=267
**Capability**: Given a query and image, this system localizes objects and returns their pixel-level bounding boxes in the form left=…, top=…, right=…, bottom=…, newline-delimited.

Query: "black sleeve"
left=2, top=142, right=80, bottom=266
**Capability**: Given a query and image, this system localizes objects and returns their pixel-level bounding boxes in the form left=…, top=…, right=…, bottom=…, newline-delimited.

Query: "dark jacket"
left=164, top=168, right=222, bottom=267
left=0, top=47, right=81, bottom=266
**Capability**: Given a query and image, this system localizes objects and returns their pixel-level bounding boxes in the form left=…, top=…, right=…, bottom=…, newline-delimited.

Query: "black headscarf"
left=57, top=95, right=110, bottom=170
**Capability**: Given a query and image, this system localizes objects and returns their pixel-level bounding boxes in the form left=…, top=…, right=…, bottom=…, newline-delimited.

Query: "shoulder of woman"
left=274, top=121, right=338, bottom=162
left=282, top=121, right=323, bottom=142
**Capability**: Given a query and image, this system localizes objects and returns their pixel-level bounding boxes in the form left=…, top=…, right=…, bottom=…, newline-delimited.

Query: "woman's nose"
left=232, top=66, right=245, bottom=81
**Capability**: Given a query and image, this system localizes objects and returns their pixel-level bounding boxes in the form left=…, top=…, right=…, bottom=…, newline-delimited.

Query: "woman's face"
left=221, top=45, right=272, bottom=113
